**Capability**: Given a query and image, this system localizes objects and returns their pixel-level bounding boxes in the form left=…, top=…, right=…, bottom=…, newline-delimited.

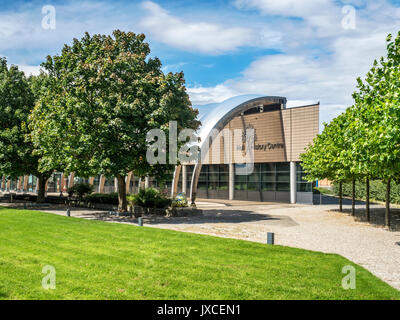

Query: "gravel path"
left=4, top=201, right=400, bottom=290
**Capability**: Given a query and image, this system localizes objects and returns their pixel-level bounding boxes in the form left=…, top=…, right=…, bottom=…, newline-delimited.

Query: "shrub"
left=68, top=183, right=94, bottom=199
left=171, top=193, right=188, bottom=208
left=332, top=180, right=400, bottom=204
left=128, top=188, right=171, bottom=208
left=85, top=193, right=119, bottom=205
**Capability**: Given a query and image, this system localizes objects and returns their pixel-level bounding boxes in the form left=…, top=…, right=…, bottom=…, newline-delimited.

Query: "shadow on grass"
left=0, top=292, right=8, bottom=298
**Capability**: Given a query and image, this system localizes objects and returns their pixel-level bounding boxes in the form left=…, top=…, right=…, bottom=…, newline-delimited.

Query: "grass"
left=0, top=207, right=399, bottom=300
left=314, top=187, right=335, bottom=195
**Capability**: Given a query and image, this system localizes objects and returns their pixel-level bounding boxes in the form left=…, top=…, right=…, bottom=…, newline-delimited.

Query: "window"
left=198, top=164, right=229, bottom=191
left=296, top=163, right=313, bottom=192
left=276, top=162, right=290, bottom=191
left=234, top=174, right=247, bottom=191
left=194, top=162, right=313, bottom=195
left=247, top=165, right=260, bottom=191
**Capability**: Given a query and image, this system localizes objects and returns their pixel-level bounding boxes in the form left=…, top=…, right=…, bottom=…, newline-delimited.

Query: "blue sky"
left=1, top=0, right=400, bottom=129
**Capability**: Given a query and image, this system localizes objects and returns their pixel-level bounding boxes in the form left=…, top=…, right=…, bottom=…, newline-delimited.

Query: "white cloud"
left=234, top=0, right=334, bottom=18
left=233, top=0, right=342, bottom=36
left=17, top=65, right=42, bottom=76
left=190, top=0, right=400, bottom=127
left=0, top=1, right=139, bottom=65
left=286, top=100, right=318, bottom=108
left=139, top=1, right=281, bottom=54
left=1, top=0, right=399, bottom=129
left=231, top=29, right=389, bottom=105
left=188, top=84, right=238, bottom=105
left=161, top=62, right=187, bottom=73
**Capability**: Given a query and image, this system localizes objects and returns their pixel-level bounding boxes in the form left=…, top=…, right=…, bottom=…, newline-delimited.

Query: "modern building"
left=171, top=95, right=319, bottom=204
left=0, top=95, right=319, bottom=205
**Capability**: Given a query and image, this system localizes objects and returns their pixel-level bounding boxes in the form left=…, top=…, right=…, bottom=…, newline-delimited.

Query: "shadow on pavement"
left=313, top=194, right=365, bottom=205
left=92, top=209, right=299, bottom=227
left=330, top=207, right=400, bottom=231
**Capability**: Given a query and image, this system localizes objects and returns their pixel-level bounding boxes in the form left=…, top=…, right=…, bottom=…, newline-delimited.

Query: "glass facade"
left=296, top=163, right=313, bottom=192
left=27, top=176, right=37, bottom=192
left=234, top=163, right=288, bottom=201
left=103, top=177, right=115, bottom=193
left=150, top=172, right=174, bottom=195
left=197, top=164, right=229, bottom=199
left=195, top=162, right=313, bottom=202
left=182, top=165, right=194, bottom=195
left=92, top=175, right=100, bottom=192
left=0, top=162, right=313, bottom=202
left=235, top=163, right=291, bottom=193
left=47, top=173, right=63, bottom=193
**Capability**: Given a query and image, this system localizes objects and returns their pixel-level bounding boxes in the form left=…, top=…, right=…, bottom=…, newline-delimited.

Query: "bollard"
left=67, top=209, right=70, bottom=217
left=138, top=217, right=143, bottom=227
left=267, top=232, right=275, bottom=245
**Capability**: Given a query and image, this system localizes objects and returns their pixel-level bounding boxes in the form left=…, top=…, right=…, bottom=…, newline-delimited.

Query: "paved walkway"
left=2, top=201, right=400, bottom=290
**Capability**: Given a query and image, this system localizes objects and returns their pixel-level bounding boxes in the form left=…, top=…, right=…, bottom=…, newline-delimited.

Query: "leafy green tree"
left=29, top=31, right=199, bottom=211
left=336, top=106, right=367, bottom=217
left=303, top=31, right=400, bottom=227
left=352, top=32, right=400, bottom=227
left=0, top=58, right=52, bottom=202
left=301, top=110, right=354, bottom=212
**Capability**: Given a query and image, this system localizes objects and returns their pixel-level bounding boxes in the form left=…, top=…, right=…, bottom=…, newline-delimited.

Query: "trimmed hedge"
left=333, top=180, right=400, bottom=204
left=84, top=192, right=119, bottom=205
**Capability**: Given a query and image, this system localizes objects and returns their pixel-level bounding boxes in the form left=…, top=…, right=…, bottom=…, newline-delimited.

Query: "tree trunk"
left=117, top=175, right=127, bottom=212
left=366, top=176, right=370, bottom=222
left=351, top=177, right=355, bottom=216
left=37, top=175, right=47, bottom=203
left=339, top=181, right=343, bottom=212
left=385, top=179, right=391, bottom=228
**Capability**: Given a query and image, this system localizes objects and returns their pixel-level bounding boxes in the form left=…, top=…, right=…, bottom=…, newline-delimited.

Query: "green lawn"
left=0, top=207, right=399, bottom=300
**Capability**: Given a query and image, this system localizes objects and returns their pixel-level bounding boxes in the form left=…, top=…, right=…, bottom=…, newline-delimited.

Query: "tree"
left=303, top=31, right=400, bottom=228
left=29, top=31, right=199, bottom=211
left=336, top=106, right=365, bottom=217
left=352, top=32, right=400, bottom=227
left=301, top=110, right=354, bottom=212
left=0, top=58, right=52, bottom=202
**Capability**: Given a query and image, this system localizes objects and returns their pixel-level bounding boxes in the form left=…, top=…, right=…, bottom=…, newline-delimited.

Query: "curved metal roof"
left=194, top=95, right=287, bottom=148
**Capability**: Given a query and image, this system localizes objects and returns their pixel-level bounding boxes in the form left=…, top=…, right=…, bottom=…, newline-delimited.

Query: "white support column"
left=126, top=172, right=133, bottom=194
left=229, top=163, right=234, bottom=201
left=290, top=161, right=297, bottom=204
left=114, top=178, right=118, bottom=192
left=182, top=165, right=187, bottom=196
left=144, top=176, right=150, bottom=189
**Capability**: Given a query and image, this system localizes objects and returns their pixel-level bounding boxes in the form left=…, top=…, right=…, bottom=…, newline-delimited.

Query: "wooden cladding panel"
left=198, top=104, right=319, bottom=164
left=289, top=106, right=319, bottom=161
